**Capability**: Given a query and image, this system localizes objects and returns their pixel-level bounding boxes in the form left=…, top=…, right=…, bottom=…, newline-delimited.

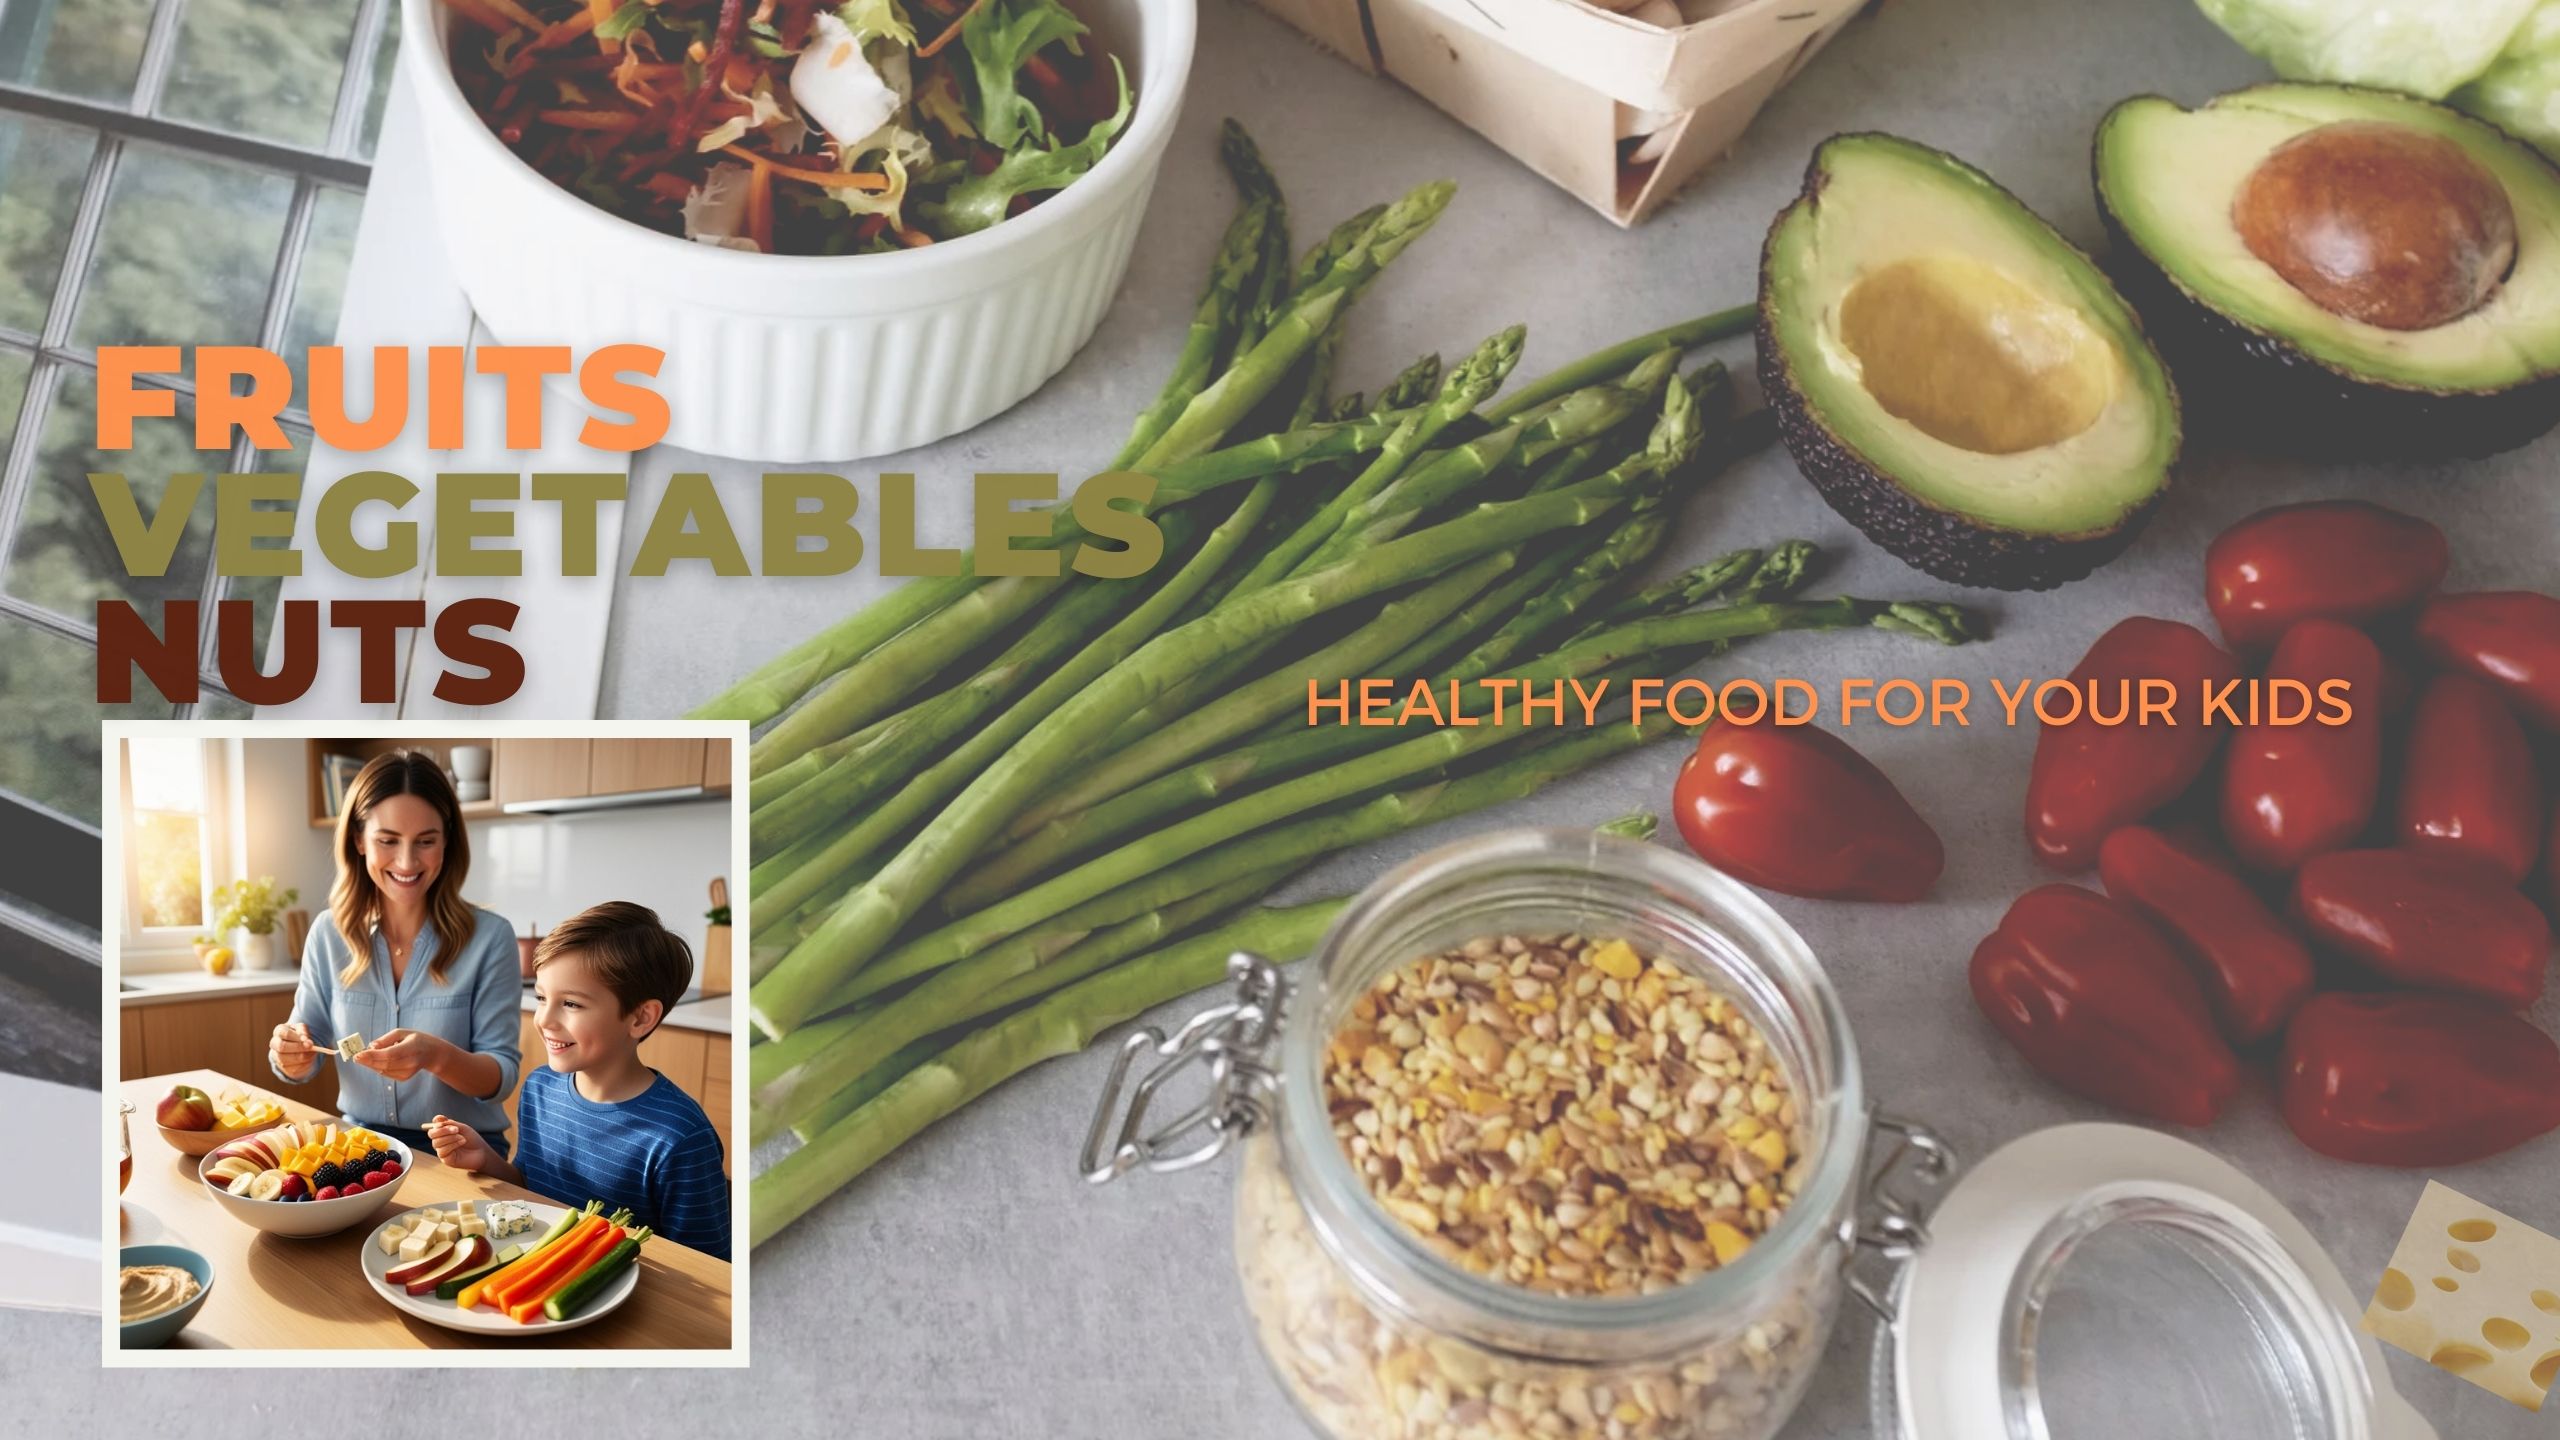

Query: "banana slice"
left=227, top=1170, right=259, bottom=1196
left=247, top=1169, right=287, bottom=1202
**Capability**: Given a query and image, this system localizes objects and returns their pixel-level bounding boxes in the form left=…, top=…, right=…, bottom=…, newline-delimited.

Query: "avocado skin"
left=1756, top=317, right=2161, bottom=592
left=1755, top=139, right=2170, bottom=593
left=2091, top=101, right=2560, bottom=462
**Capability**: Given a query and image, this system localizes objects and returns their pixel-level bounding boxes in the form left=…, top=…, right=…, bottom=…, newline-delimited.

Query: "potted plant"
left=211, top=876, right=299, bottom=972
left=190, top=933, right=217, bottom=963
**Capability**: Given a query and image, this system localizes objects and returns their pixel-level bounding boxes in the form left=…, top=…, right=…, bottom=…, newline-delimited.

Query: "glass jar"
left=1091, top=829, right=1892, bottom=1440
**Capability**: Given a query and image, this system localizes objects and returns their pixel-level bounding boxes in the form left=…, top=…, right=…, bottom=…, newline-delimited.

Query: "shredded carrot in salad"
left=435, top=0, right=1132, bottom=253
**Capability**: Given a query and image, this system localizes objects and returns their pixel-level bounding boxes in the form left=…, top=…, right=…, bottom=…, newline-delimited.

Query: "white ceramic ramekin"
left=400, top=0, right=1195, bottom=462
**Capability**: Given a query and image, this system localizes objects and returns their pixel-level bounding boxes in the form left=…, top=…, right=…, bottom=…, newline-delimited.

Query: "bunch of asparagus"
left=707, top=124, right=1985, bottom=1247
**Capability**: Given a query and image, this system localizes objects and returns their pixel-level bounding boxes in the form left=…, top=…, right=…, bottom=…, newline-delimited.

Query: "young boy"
left=427, top=902, right=730, bottom=1257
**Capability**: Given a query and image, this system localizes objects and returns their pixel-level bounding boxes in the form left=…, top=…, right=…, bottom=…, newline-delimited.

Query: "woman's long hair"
left=331, top=750, right=476, bottom=988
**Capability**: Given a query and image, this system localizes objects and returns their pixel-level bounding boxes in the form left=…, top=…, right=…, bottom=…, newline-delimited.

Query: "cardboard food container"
left=1253, top=0, right=1871, bottom=225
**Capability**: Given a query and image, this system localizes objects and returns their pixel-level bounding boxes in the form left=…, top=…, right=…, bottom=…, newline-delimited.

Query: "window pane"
left=159, top=0, right=359, bottom=150
left=280, top=187, right=361, bottom=386
left=0, top=0, right=157, bottom=104
left=5, top=366, right=213, bottom=618
left=358, top=3, right=402, bottom=161
left=128, top=736, right=204, bottom=927
left=71, top=142, right=293, bottom=349
left=0, top=618, right=175, bottom=824
left=0, top=114, right=97, bottom=335
left=0, top=347, right=32, bottom=456
left=220, top=425, right=308, bottom=670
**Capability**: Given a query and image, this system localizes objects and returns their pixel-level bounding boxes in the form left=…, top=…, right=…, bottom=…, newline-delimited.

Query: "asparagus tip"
left=1873, top=601, right=1985, bottom=646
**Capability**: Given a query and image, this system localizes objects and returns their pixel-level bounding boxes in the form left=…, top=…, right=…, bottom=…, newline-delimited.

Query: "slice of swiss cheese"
left=2360, top=1180, right=2560, bottom=1411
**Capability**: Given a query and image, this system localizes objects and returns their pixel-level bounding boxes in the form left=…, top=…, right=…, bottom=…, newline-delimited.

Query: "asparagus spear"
left=1479, top=306, right=1755, bottom=425
left=1132, top=180, right=1455, bottom=473
left=1023, top=373, right=1706, bottom=844
left=1222, top=327, right=1523, bottom=600
left=751, top=717, right=1694, bottom=1244
left=752, top=480, right=1279, bottom=925
left=753, top=866, right=1290, bottom=1135
left=688, top=404, right=1419, bottom=730
left=1112, top=194, right=1271, bottom=470
left=752, top=458, right=1661, bottom=1036
left=750, top=571, right=1149, bottom=857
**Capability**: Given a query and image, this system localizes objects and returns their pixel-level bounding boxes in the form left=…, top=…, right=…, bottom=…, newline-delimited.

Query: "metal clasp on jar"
left=1844, top=1112, right=1957, bottom=1325
left=1081, top=952, right=1288, bottom=1183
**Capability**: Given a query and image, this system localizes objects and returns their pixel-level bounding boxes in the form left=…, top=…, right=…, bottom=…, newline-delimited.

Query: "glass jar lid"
left=1873, top=1124, right=2437, bottom=1440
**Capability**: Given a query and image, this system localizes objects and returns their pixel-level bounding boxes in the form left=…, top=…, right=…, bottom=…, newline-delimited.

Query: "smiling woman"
left=268, top=749, right=525, bottom=1160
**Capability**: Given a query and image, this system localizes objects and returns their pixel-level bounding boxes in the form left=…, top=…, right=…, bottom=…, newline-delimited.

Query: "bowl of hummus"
left=118, top=1245, right=212, bottom=1348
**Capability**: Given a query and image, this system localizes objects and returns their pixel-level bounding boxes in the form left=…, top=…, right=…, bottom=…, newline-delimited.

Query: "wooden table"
left=118, top=1071, right=734, bottom=1351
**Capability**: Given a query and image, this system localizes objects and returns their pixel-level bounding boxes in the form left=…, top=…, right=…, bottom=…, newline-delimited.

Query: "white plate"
left=358, top=1200, right=640, bottom=1336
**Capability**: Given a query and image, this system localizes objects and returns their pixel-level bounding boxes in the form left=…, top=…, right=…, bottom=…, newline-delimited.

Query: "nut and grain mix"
left=1322, top=934, right=1806, bottom=1297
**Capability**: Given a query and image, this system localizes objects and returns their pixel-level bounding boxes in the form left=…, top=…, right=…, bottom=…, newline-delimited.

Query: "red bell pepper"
left=2219, top=619, right=2384, bottom=872
left=1969, top=884, right=2244, bottom=1127
left=2414, top=590, right=2560, bottom=732
left=2204, top=501, right=2446, bottom=652
left=2395, top=673, right=2544, bottom=883
left=2025, top=617, right=2244, bottom=872
left=2278, top=992, right=2560, bottom=1166
left=1671, top=722, right=1943, bottom=902
left=2098, top=825, right=2315, bottom=1044
left=2291, top=848, right=2552, bottom=1008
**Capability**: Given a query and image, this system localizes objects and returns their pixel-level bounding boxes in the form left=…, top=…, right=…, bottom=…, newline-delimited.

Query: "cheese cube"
left=376, top=1225, right=408, bottom=1256
left=458, top=1216, right=487, bottom=1239
left=337, top=1033, right=366, bottom=1061
left=456, top=1201, right=476, bottom=1219
left=2362, top=1181, right=2560, bottom=1411
left=433, top=1221, right=460, bottom=1246
left=397, top=1230, right=433, bottom=1261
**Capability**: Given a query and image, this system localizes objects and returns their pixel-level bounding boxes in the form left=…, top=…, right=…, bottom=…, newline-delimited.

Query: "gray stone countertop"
left=14, top=0, right=2557, bottom=1433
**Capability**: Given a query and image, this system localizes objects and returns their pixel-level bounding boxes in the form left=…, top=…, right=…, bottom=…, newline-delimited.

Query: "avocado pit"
left=2232, top=119, right=2517, bottom=332
left=1837, top=255, right=2117, bottom=454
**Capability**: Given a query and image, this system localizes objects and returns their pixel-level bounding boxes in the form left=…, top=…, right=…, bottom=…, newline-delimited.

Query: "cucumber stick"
left=544, top=1228, right=651, bottom=1322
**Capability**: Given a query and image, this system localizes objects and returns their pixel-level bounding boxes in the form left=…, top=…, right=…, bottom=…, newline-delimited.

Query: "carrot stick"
left=537, top=108, right=645, bottom=130
left=719, top=144, right=892, bottom=191
left=484, top=1214, right=608, bottom=1309
left=508, top=1224, right=622, bottom=1323
left=914, top=0, right=986, bottom=57
left=454, top=1205, right=595, bottom=1311
left=745, top=162, right=774, bottom=252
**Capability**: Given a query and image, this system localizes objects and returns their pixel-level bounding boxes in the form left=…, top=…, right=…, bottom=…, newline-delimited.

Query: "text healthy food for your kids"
left=443, top=0, right=1132, bottom=252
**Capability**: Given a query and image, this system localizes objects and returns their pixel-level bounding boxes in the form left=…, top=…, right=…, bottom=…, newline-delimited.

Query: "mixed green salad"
left=441, top=0, right=1132, bottom=253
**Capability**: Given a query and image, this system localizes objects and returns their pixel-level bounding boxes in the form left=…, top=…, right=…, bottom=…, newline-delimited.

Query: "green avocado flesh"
left=1760, top=133, right=2177, bottom=561
left=2098, top=84, right=2560, bottom=395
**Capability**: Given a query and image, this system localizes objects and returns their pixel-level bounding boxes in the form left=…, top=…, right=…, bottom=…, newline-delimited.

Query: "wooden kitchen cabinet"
left=701, top=1034, right=733, bottom=1167
left=245, top=990, right=339, bottom=1111
left=495, top=739, right=591, bottom=806
left=701, top=738, right=731, bottom=793
left=639, top=1025, right=708, bottom=1097
left=590, top=739, right=707, bottom=796
left=138, top=996, right=260, bottom=1089
left=120, top=1010, right=146, bottom=1080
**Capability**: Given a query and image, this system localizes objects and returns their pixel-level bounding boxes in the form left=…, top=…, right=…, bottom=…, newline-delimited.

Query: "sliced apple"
left=383, top=1239, right=457, bottom=1287
left=402, top=1236, right=490, bottom=1295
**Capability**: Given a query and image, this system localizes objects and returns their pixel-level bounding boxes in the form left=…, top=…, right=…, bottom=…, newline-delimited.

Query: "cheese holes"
left=2434, top=1276, right=2462, bottom=1292
left=2535, top=1289, right=2560, bottom=1315
left=2482, top=1317, right=2531, bottom=1351
left=2449, top=1218, right=2498, bottom=1242
left=2430, top=1342, right=2493, bottom=1373
left=2533, top=1351, right=2560, bottom=1393
left=2448, top=1248, right=2482, bottom=1272
left=2375, top=1267, right=2416, bottom=1310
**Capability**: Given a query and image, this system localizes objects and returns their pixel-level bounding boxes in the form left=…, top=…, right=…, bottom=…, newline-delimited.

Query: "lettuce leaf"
left=958, top=0, right=1088, bottom=149
left=2193, top=0, right=2537, bottom=97
left=919, top=58, right=1126, bottom=236
left=835, top=0, right=917, bottom=49
left=2453, top=0, right=2560, bottom=157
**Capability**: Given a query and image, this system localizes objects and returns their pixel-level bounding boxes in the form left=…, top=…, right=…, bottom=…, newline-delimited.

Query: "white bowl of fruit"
left=197, top=1121, right=411, bottom=1237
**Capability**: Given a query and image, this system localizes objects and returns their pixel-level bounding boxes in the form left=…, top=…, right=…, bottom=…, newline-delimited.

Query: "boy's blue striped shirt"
left=516, top=1065, right=731, bottom=1257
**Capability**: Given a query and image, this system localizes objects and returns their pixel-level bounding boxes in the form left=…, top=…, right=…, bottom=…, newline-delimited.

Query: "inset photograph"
left=102, top=722, right=745, bottom=1362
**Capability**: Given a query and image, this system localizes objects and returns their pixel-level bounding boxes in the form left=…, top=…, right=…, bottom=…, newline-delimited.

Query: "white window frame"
left=113, top=733, right=237, bottom=967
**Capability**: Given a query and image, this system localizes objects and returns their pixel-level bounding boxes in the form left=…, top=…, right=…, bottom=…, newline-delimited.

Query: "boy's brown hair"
left=533, top=902, right=694, bottom=1038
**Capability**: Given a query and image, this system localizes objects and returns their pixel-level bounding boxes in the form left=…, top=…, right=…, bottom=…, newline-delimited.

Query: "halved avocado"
left=1759, top=134, right=2180, bottom=593
left=2096, top=84, right=2560, bottom=458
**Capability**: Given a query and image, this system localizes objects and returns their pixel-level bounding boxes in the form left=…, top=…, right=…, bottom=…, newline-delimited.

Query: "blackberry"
left=361, top=1148, right=391, bottom=1175
left=314, top=1161, right=342, bottom=1189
